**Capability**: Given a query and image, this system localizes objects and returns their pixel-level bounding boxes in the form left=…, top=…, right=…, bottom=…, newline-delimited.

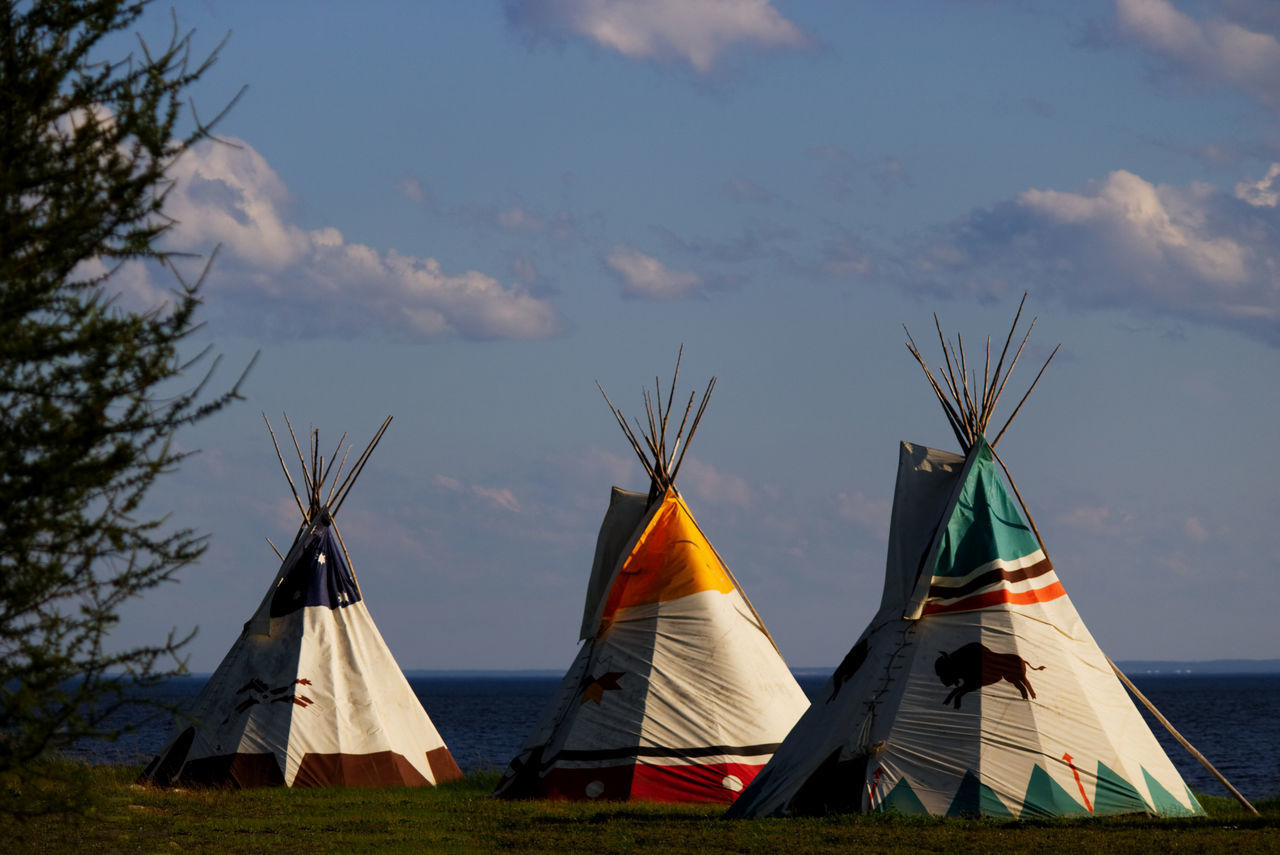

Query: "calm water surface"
left=74, top=672, right=1280, bottom=801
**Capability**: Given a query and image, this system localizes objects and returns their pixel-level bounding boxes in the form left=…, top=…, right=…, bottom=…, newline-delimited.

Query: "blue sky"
left=109, top=0, right=1279, bottom=671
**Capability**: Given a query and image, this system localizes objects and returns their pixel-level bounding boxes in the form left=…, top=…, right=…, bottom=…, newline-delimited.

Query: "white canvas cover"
left=142, top=515, right=461, bottom=788
left=495, top=486, right=810, bottom=802
left=728, top=440, right=1203, bottom=819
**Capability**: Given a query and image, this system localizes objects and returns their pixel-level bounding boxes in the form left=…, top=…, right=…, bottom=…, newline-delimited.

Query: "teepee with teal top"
left=729, top=297, right=1218, bottom=820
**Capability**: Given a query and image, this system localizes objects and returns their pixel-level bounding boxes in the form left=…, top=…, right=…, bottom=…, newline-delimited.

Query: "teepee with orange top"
left=493, top=352, right=809, bottom=803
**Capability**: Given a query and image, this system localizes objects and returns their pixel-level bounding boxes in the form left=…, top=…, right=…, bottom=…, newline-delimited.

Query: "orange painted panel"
left=598, top=491, right=734, bottom=629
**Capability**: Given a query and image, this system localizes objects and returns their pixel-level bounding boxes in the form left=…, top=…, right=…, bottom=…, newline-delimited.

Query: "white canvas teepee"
left=494, top=354, right=809, bottom=803
left=142, top=416, right=462, bottom=788
left=728, top=302, right=1206, bottom=820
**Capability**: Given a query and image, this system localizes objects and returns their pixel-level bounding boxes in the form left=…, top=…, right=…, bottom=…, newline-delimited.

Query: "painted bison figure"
left=934, top=642, right=1045, bottom=710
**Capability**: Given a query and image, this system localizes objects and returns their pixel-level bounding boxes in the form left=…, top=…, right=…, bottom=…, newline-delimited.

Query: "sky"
left=103, top=0, right=1280, bottom=672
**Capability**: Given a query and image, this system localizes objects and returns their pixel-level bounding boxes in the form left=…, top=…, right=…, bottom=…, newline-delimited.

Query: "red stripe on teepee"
left=538, top=761, right=766, bottom=803
left=922, top=581, right=1066, bottom=615
left=630, top=761, right=765, bottom=803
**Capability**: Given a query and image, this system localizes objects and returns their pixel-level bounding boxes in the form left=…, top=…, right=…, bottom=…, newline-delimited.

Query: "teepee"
left=142, top=416, right=462, bottom=788
left=729, top=299, right=1212, bottom=819
left=494, top=352, right=810, bottom=803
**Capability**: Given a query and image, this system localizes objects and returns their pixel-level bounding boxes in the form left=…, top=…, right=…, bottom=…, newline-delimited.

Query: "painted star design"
left=317, top=553, right=326, bottom=565
left=580, top=671, right=625, bottom=705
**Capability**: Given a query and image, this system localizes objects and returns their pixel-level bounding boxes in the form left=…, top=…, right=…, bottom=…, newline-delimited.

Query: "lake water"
left=73, top=671, right=1280, bottom=802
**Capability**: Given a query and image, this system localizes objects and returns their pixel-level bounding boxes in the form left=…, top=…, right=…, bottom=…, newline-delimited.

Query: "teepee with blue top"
left=142, top=415, right=461, bottom=789
left=729, top=298, right=1220, bottom=820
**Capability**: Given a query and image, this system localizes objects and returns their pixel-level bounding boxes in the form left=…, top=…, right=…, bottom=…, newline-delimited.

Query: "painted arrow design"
left=867, top=765, right=885, bottom=810
left=1063, top=752, right=1094, bottom=813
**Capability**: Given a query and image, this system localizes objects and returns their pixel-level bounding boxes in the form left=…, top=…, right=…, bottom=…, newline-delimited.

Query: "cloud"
left=1057, top=505, right=1114, bottom=534
left=678, top=458, right=752, bottom=508
left=823, top=232, right=874, bottom=277
left=155, top=139, right=562, bottom=341
left=398, top=176, right=431, bottom=206
left=436, top=474, right=523, bottom=512
left=835, top=491, right=891, bottom=539
left=900, top=164, right=1280, bottom=346
left=458, top=198, right=579, bottom=242
left=505, top=0, right=813, bottom=73
left=577, top=447, right=640, bottom=488
left=605, top=245, right=706, bottom=299
left=1018, top=170, right=1247, bottom=282
left=497, top=205, right=545, bottom=232
left=1235, top=162, right=1280, bottom=206
left=72, top=255, right=172, bottom=312
left=1113, top=0, right=1280, bottom=110
left=1183, top=516, right=1208, bottom=543
left=472, top=485, right=523, bottom=513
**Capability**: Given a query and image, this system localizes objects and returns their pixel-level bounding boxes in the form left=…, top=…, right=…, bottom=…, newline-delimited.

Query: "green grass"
left=5, top=766, right=1278, bottom=855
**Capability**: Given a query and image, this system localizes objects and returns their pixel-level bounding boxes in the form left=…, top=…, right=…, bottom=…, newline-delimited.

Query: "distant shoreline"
left=1109, top=659, right=1280, bottom=675
left=146, top=660, right=1280, bottom=680
left=398, top=660, right=1280, bottom=678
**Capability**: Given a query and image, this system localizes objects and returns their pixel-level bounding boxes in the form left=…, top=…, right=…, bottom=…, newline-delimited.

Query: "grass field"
left=6, top=766, right=1278, bottom=855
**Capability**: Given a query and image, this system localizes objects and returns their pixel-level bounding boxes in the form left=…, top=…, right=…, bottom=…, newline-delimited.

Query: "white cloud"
left=506, top=0, right=813, bottom=73
left=1183, top=516, right=1208, bottom=543
left=157, top=139, right=562, bottom=341
left=436, top=475, right=522, bottom=512
left=835, top=491, right=891, bottom=539
left=471, top=485, right=523, bottom=513
left=901, top=164, right=1280, bottom=346
left=271, top=495, right=301, bottom=537
left=434, top=475, right=463, bottom=491
left=72, top=255, right=171, bottom=312
left=1235, top=162, right=1280, bottom=207
left=1114, top=0, right=1280, bottom=110
left=823, top=235, right=873, bottom=277
left=605, top=245, right=705, bottom=300
left=497, top=205, right=545, bottom=231
left=459, top=198, right=577, bottom=242
left=399, top=176, right=429, bottom=205
left=1018, top=169, right=1248, bottom=284
left=579, top=446, right=640, bottom=488
left=679, top=458, right=752, bottom=508
left=1057, top=505, right=1113, bottom=534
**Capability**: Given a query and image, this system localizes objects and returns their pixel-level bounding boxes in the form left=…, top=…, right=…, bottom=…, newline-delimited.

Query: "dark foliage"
left=0, top=0, right=247, bottom=817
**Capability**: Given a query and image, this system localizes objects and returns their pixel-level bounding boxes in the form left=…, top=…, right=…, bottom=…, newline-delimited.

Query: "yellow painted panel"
left=598, top=490, right=734, bottom=629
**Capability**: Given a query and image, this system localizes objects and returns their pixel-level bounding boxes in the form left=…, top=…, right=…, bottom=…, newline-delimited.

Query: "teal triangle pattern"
left=946, top=770, right=1013, bottom=818
left=1183, top=783, right=1205, bottom=816
left=1143, top=768, right=1204, bottom=816
left=1091, top=762, right=1150, bottom=815
left=931, top=437, right=1041, bottom=580
left=1019, top=764, right=1089, bottom=819
left=879, top=777, right=929, bottom=816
